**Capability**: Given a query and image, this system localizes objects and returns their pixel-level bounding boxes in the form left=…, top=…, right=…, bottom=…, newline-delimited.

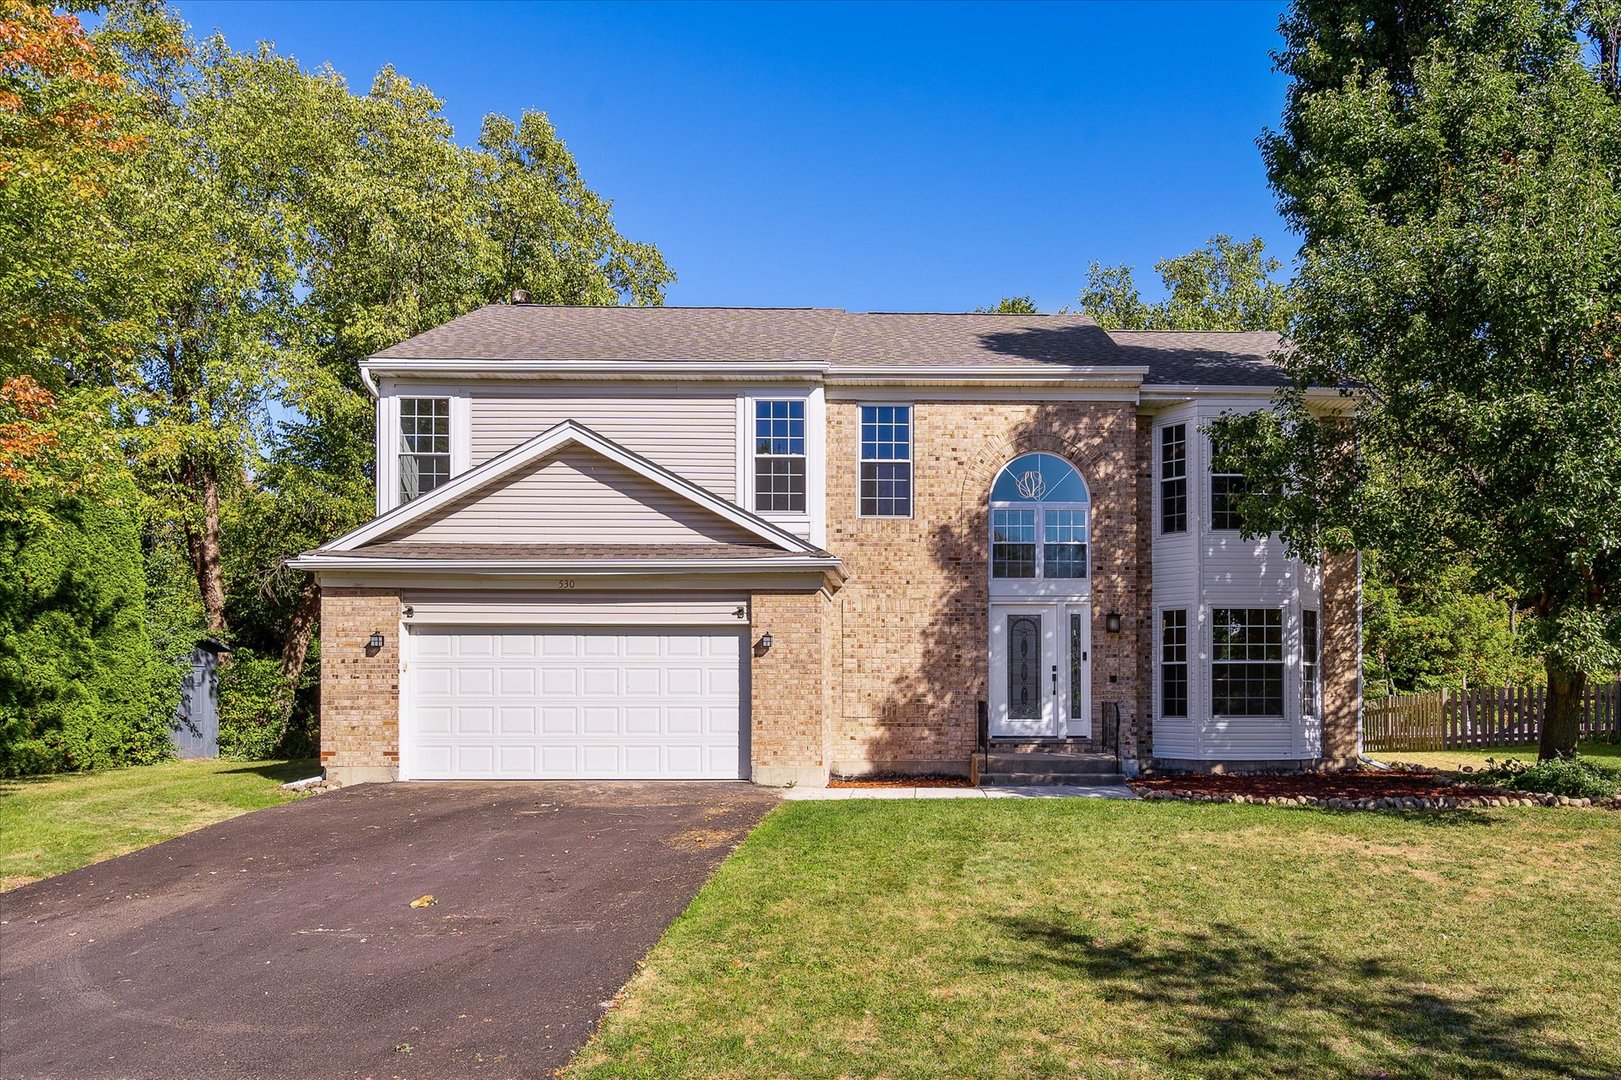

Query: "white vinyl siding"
left=1151, top=400, right=1325, bottom=763
left=386, top=446, right=761, bottom=546
left=468, top=387, right=738, bottom=498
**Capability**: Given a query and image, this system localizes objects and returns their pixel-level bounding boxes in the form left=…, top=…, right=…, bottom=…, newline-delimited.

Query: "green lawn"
left=567, top=799, right=1621, bottom=1080
left=0, top=758, right=314, bottom=891
left=1369, top=741, right=1621, bottom=773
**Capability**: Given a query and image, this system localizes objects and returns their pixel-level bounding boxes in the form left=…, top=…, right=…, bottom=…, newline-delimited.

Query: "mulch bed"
left=1131, top=769, right=1502, bottom=801
left=829, top=774, right=976, bottom=789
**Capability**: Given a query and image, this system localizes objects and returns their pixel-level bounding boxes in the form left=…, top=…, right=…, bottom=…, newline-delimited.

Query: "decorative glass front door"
left=1007, top=614, right=1043, bottom=722
left=990, top=603, right=1090, bottom=738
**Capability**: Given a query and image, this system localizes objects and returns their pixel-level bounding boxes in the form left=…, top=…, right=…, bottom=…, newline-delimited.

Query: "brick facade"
left=749, top=589, right=836, bottom=787
left=1130, top=414, right=1156, bottom=769
left=1320, top=550, right=1362, bottom=766
left=319, top=586, right=403, bottom=784
left=823, top=400, right=1146, bottom=777
left=316, top=407, right=1361, bottom=786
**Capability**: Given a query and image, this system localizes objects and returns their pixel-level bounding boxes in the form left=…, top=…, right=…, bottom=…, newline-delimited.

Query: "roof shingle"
left=375, top=305, right=1288, bottom=385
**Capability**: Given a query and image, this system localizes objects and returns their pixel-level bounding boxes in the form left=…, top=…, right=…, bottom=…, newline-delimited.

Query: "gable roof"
left=303, top=419, right=823, bottom=557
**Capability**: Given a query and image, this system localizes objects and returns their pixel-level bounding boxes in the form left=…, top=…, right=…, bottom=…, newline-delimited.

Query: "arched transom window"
left=990, top=452, right=1090, bottom=580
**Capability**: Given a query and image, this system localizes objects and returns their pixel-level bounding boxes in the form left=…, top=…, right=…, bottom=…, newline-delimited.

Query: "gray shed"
left=171, top=640, right=230, bottom=759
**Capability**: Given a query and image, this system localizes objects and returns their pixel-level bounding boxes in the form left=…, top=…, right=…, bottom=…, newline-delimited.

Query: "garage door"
left=405, top=627, right=747, bottom=780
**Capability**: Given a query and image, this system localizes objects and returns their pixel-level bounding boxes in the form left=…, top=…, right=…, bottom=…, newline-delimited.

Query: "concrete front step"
left=989, top=740, right=1106, bottom=754
left=984, top=751, right=1120, bottom=774
left=982, top=772, right=1129, bottom=788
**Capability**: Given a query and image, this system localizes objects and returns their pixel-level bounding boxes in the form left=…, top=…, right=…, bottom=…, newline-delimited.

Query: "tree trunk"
left=189, top=462, right=228, bottom=633
left=1539, top=659, right=1586, bottom=760
left=1595, top=15, right=1620, bottom=98
left=279, top=576, right=321, bottom=684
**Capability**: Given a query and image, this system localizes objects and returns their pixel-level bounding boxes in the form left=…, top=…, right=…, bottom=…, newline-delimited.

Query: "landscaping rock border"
left=1131, top=787, right=1612, bottom=810
left=281, top=775, right=343, bottom=794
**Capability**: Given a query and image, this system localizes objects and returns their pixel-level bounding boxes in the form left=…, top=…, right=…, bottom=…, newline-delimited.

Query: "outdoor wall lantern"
left=758, top=632, right=774, bottom=653
left=367, top=631, right=385, bottom=650
left=1105, top=612, right=1123, bottom=634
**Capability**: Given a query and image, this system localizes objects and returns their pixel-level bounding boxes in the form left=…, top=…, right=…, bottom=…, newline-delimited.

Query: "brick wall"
left=1320, top=550, right=1362, bottom=766
left=1130, top=414, right=1155, bottom=771
left=749, top=589, right=834, bottom=786
left=319, top=586, right=402, bottom=784
left=823, top=400, right=1144, bottom=775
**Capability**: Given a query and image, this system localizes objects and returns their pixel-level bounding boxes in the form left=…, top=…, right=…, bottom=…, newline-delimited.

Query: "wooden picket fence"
left=1363, top=679, right=1621, bottom=752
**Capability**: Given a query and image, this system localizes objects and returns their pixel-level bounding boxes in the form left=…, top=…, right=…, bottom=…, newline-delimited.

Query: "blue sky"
left=175, top=1, right=1294, bottom=313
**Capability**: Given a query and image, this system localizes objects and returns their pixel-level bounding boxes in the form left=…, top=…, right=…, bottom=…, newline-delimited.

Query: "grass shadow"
left=975, top=916, right=1609, bottom=1079
left=216, top=760, right=317, bottom=783
left=1301, top=805, right=1512, bottom=829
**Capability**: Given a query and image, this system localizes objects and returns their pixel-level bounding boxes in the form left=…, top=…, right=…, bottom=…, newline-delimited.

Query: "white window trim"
left=1207, top=428, right=1247, bottom=535
left=1207, top=605, right=1288, bottom=720
left=856, top=401, right=914, bottom=520
left=987, top=501, right=1092, bottom=599
left=1157, top=606, right=1190, bottom=721
left=1158, top=421, right=1189, bottom=536
left=736, top=389, right=824, bottom=547
left=1301, top=607, right=1321, bottom=721
left=376, top=382, right=470, bottom=515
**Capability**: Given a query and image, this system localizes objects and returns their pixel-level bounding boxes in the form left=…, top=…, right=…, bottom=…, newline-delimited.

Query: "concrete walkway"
left=783, top=783, right=1137, bottom=800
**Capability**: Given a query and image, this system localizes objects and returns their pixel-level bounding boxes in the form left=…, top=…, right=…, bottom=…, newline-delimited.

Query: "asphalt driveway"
left=0, top=780, right=778, bottom=1080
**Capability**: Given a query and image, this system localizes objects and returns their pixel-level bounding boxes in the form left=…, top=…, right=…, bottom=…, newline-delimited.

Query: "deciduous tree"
left=1213, top=0, right=1621, bottom=759
left=1078, top=235, right=1292, bottom=331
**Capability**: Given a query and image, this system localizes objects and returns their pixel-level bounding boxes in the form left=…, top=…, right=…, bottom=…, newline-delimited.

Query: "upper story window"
left=754, top=399, right=806, bottom=514
left=859, top=405, right=911, bottom=517
left=1211, top=607, right=1284, bottom=716
left=989, top=452, right=1089, bottom=580
left=1209, top=436, right=1256, bottom=532
left=1160, top=424, right=1187, bottom=533
left=399, top=397, right=451, bottom=503
left=1302, top=608, right=1321, bottom=718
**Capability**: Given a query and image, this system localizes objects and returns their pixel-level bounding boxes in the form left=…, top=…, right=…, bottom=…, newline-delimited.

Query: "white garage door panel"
left=406, top=628, right=747, bottom=780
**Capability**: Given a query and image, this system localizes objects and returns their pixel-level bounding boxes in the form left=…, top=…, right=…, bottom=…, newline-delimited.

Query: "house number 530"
left=556, top=578, right=576, bottom=589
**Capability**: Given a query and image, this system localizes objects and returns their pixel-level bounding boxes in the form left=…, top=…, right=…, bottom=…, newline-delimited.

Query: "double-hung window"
left=1160, top=424, right=1187, bottom=533
left=1160, top=610, right=1188, bottom=718
left=1302, top=609, right=1320, bottom=717
left=1208, top=435, right=1279, bottom=533
left=1209, top=437, right=1248, bottom=531
left=399, top=397, right=451, bottom=503
left=989, top=453, right=1090, bottom=581
left=990, top=509, right=1038, bottom=578
left=859, top=405, right=912, bottom=517
left=1211, top=608, right=1284, bottom=716
left=753, top=399, right=806, bottom=513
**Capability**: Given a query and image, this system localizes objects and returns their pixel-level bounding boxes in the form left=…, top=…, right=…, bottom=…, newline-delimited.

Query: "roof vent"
left=510, top=288, right=531, bottom=305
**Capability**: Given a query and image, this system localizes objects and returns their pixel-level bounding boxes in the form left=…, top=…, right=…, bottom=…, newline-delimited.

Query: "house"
left=289, top=305, right=1361, bottom=786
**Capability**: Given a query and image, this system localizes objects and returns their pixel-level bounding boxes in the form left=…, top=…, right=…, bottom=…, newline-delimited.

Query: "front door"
left=989, top=602, right=1092, bottom=738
